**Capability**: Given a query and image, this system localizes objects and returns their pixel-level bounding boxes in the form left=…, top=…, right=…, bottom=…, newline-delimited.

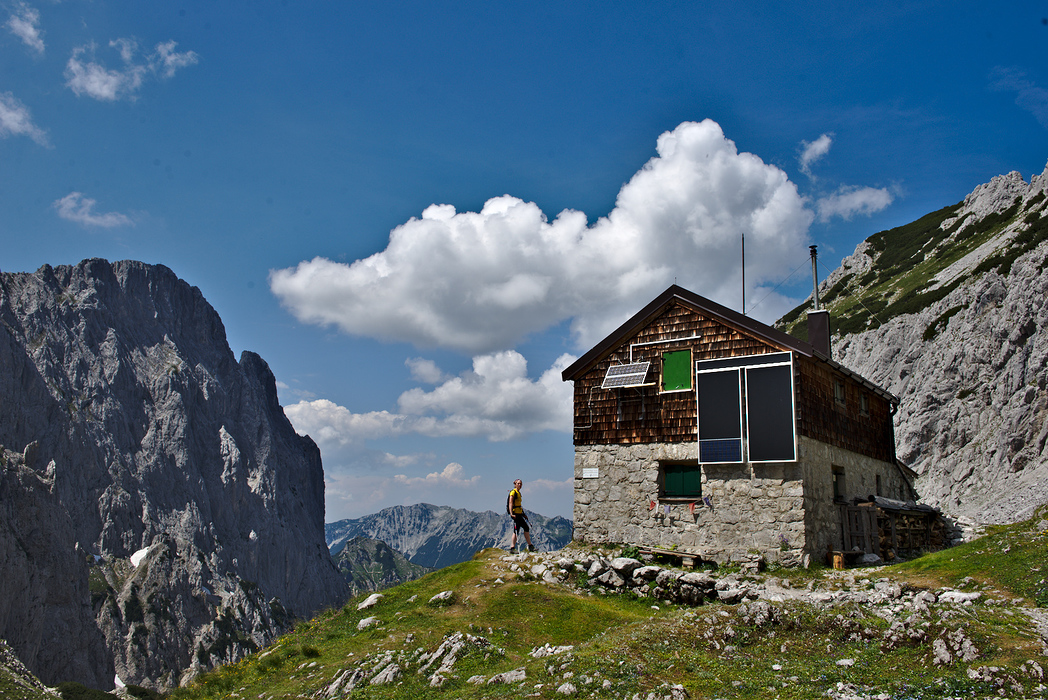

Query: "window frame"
left=660, top=460, right=703, bottom=499
left=832, top=466, right=846, bottom=502
left=660, top=349, right=693, bottom=393
left=834, top=380, right=847, bottom=408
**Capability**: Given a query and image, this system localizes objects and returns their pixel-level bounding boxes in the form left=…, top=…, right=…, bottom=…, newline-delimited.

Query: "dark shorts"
left=512, top=514, right=530, bottom=533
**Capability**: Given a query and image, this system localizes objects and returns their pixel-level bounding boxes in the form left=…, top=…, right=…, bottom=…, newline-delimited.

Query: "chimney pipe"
left=810, top=245, right=820, bottom=311
left=807, top=245, right=832, bottom=359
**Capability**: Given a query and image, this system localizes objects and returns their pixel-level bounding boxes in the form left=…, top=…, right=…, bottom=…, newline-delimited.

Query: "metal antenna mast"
left=741, top=232, right=746, bottom=315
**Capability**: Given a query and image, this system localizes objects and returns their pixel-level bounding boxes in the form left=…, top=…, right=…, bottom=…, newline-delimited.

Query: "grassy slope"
left=0, top=672, right=57, bottom=700
left=169, top=506, right=1048, bottom=700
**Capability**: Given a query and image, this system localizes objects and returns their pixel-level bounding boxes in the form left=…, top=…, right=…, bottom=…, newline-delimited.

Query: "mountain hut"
left=561, top=284, right=920, bottom=566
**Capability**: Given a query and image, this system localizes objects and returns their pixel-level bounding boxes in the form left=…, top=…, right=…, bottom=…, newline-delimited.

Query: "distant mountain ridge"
left=777, top=162, right=1048, bottom=527
left=326, top=503, right=573, bottom=569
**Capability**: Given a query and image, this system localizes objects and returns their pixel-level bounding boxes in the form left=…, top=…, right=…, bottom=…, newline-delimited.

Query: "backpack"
left=506, top=490, right=513, bottom=515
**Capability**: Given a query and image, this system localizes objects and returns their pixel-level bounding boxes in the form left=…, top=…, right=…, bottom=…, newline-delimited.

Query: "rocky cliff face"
left=0, top=259, right=347, bottom=689
left=792, top=164, right=1048, bottom=527
left=326, top=503, right=574, bottom=569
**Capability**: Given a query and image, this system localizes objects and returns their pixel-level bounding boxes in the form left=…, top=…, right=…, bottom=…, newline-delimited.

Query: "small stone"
left=356, top=616, right=380, bottom=630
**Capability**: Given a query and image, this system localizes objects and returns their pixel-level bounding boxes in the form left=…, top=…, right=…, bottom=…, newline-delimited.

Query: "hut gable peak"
left=562, top=285, right=816, bottom=382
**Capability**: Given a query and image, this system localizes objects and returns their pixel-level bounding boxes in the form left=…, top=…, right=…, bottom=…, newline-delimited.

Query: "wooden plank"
left=638, top=546, right=705, bottom=568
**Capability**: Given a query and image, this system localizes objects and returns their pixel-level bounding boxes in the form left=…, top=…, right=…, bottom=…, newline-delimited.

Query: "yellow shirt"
left=509, top=488, right=523, bottom=515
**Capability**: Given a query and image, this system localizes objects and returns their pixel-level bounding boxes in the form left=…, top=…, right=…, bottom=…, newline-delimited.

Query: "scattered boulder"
left=487, top=667, right=526, bottom=684
left=428, top=590, right=456, bottom=606
left=356, top=593, right=384, bottom=610
left=357, top=617, right=381, bottom=631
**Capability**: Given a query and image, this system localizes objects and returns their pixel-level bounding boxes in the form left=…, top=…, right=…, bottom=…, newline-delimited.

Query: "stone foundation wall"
left=572, top=442, right=807, bottom=564
left=573, top=437, right=907, bottom=565
left=798, top=436, right=912, bottom=559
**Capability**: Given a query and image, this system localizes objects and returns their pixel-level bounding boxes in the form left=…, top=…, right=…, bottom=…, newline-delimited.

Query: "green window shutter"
left=662, top=350, right=692, bottom=392
left=665, top=466, right=682, bottom=495
left=680, top=466, right=701, bottom=496
left=663, top=463, right=702, bottom=497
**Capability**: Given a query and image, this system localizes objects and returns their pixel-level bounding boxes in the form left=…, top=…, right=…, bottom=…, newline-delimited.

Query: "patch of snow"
left=130, top=547, right=150, bottom=568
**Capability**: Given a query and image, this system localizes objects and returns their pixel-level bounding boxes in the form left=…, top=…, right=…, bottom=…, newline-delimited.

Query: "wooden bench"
left=638, top=546, right=706, bottom=568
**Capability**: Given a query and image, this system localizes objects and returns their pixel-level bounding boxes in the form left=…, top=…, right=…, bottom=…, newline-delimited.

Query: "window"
left=695, top=352, right=797, bottom=464
left=875, top=474, right=882, bottom=496
left=661, top=349, right=692, bottom=392
left=696, top=368, right=743, bottom=462
left=834, top=380, right=846, bottom=407
left=745, top=363, right=796, bottom=462
left=661, top=461, right=702, bottom=498
left=860, top=392, right=870, bottom=416
left=832, top=466, right=845, bottom=501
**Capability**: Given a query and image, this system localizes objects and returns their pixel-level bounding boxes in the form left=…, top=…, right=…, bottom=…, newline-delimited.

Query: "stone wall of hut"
left=572, top=436, right=910, bottom=565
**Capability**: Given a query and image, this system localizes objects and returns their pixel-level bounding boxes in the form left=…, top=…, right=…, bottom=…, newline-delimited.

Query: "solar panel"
left=601, top=362, right=650, bottom=389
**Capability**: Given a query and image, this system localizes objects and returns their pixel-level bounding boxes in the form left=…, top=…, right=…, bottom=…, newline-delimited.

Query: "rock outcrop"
left=815, top=164, right=1048, bottom=526
left=0, top=448, right=112, bottom=689
left=0, top=259, right=347, bottom=689
left=332, top=536, right=432, bottom=595
left=326, top=503, right=574, bottom=569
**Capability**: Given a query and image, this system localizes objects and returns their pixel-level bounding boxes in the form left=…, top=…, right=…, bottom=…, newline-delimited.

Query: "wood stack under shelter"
left=839, top=495, right=945, bottom=561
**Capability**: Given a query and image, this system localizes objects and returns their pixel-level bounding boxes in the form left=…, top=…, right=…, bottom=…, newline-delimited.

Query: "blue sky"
left=3, top=2, right=1047, bottom=522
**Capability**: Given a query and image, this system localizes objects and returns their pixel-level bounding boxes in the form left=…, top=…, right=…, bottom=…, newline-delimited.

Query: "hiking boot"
left=527, top=545, right=536, bottom=552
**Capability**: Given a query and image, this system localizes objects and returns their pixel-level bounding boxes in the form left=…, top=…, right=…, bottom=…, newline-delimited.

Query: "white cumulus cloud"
left=65, top=39, right=198, bottom=101
left=393, top=462, right=480, bottom=488
left=406, top=357, right=446, bottom=384
left=285, top=351, right=575, bottom=445
left=270, top=119, right=814, bottom=354
left=816, top=185, right=893, bottom=222
left=799, top=133, right=833, bottom=178
left=521, top=477, right=573, bottom=494
left=323, top=460, right=485, bottom=519
left=7, top=3, right=43, bottom=54
left=53, top=192, right=133, bottom=228
left=0, top=91, right=48, bottom=145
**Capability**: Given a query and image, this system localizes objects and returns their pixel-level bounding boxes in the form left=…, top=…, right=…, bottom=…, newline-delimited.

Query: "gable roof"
left=561, top=284, right=898, bottom=405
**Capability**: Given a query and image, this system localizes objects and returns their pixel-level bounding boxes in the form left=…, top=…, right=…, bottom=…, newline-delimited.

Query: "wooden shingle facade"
left=561, top=285, right=916, bottom=565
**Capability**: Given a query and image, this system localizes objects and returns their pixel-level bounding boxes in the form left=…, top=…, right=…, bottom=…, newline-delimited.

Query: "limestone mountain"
left=326, top=503, right=573, bottom=569
left=777, top=163, right=1048, bottom=527
left=0, top=259, right=347, bottom=690
left=332, top=536, right=433, bottom=596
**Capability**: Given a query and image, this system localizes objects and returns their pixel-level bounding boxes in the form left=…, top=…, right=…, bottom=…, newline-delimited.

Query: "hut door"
left=840, top=505, right=878, bottom=554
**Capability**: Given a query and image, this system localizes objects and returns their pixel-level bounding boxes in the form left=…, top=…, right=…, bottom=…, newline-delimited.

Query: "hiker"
left=507, top=478, right=535, bottom=552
